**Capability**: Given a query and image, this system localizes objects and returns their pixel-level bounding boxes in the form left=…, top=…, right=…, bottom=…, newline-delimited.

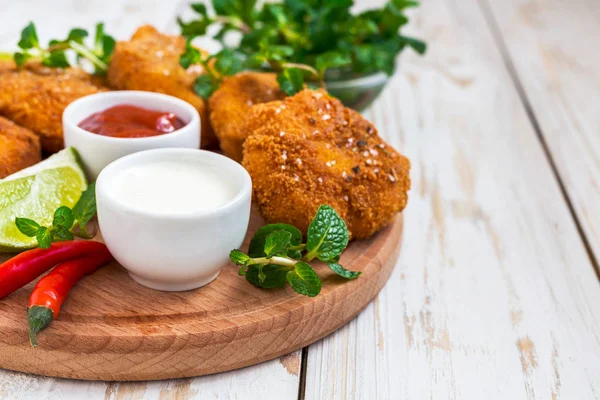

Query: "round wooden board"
left=0, top=210, right=403, bottom=381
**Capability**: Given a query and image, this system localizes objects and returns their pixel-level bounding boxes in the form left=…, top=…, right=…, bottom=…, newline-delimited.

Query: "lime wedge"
left=0, top=147, right=87, bottom=251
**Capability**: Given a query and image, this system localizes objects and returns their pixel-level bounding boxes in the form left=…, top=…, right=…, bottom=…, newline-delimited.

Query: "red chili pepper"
left=28, top=249, right=113, bottom=347
left=0, top=241, right=109, bottom=299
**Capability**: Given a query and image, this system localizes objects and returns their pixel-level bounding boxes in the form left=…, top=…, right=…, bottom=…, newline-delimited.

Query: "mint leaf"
left=243, top=53, right=267, bottom=69
left=101, top=35, right=116, bottom=61
left=53, top=226, right=74, bottom=241
left=67, top=28, right=88, bottom=44
left=230, top=249, right=251, bottom=265
left=14, top=52, right=32, bottom=67
left=213, top=48, right=244, bottom=76
left=265, top=44, right=294, bottom=62
left=399, top=35, right=427, bottom=55
left=287, top=249, right=303, bottom=260
left=246, top=264, right=289, bottom=288
left=328, top=262, right=361, bottom=280
left=392, top=0, right=420, bottom=8
left=277, top=68, right=304, bottom=96
left=52, top=206, right=75, bottom=230
left=191, top=3, right=208, bottom=16
left=264, top=230, right=292, bottom=257
left=180, top=42, right=204, bottom=68
left=305, top=205, right=349, bottom=262
left=213, top=0, right=257, bottom=24
left=194, top=75, right=219, bottom=99
left=286, top=262, right=322, bottom=297
left=258, top=265, right=267, bottom=282
left=248, top=223, right=302, bottom=257
left=91, top=23, right=115, bottom=67
left=72, top=183, right=96, bottom=229
left=15, top=218, right=40, bottom=237
left=178, top=16, right=212, bottom=38
left=42, top=50, right=70, bottom=68
left=36, top=227, right=52, bottom=249
left=18, top=22, right=39, bottom=50
left=315, top=51, right=351, bottom=74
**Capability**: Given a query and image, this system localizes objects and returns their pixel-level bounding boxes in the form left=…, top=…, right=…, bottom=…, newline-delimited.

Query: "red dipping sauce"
left=78, top=104, right=186, bottom=138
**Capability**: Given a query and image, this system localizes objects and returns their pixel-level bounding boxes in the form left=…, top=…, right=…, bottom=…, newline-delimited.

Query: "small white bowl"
left=63, top=91, right=201, bottom=180
left=96, top=148, right=252, bottom=291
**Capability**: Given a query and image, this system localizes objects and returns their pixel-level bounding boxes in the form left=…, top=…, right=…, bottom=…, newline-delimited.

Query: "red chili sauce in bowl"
left=78, top=104, right=186, bottom=138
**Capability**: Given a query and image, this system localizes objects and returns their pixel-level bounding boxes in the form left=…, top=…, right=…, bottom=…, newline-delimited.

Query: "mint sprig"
left=180, top=43, right=245, bottom=99
left=305, top=205, right=349, bottom=262
left=14, top=22, right=115, bottom=74
left=179, top=0, right=426, bottom=97
left=230, top=204, right=361, bottom=297
left=15, top=183, right=97, bottom=248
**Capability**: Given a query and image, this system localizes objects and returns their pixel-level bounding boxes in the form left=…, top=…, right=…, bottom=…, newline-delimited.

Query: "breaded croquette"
left=0, top=62, right=104, bottom=153
left=107, top=25, right=216, bottom=148
left=209, top=72, right=285, bottom=161
left=0, top=117, right=41, bottom=179
left=242, top=89, right=410, bottom=239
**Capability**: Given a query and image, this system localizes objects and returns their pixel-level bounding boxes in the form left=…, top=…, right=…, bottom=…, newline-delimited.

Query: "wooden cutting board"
left=0, top=210, right=403, bottom=381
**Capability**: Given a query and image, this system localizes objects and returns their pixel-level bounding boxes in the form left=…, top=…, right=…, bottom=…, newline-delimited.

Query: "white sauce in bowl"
left=111, top=160, right=237, bottom=214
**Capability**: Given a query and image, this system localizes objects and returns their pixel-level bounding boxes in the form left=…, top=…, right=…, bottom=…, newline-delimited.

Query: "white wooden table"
left=2, top=0, right=600, bottom=398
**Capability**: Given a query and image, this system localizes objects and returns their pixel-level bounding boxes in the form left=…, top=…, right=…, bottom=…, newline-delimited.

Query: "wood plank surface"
left=482, top=0, right=600, bottom=267
left=303, top=0, right=600, bottom=398
left=0, top=0, right=301, bottom=398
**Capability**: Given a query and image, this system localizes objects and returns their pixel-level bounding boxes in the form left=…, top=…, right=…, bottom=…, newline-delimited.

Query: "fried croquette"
left=0, top=116, right=41, bottom=179
left=242, top=89, right=410, bottom=239
left=0, top=63, right=104, bottom=153
left=107, top=25, right=216, bottom=148
left=209, top=72, right=285, bottom=161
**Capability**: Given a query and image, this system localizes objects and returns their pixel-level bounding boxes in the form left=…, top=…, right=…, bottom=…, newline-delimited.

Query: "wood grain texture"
left=0, top=210, right=402, bottom=380
left=304, top=0, right=600, bottom=398
left=482, top=0, right=600, bottom=265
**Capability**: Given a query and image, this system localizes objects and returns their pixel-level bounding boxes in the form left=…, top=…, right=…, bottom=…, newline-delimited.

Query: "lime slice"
left=0, top=147, right=87, bottom=251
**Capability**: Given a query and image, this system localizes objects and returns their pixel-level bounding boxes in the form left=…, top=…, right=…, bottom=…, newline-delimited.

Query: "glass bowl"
left=324, top=69, right=390, bottom=112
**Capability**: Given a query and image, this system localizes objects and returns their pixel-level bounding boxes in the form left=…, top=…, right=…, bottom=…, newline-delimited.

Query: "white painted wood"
left=0, top=1, right=301, bottom=398
left=0, top=355, right=301, bottom=400
left=483, top=0, right=600, bottom=265
left=304, top=0, right=600, bottom=398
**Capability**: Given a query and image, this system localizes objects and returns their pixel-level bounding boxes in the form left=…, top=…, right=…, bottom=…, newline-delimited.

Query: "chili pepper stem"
left=27, top=306, right=54, bottom=348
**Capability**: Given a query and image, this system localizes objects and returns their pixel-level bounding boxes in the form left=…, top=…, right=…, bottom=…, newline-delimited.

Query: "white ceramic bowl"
left=96, top=148, right=252, bottom=291
left=63, top=91, right=201, bottom=180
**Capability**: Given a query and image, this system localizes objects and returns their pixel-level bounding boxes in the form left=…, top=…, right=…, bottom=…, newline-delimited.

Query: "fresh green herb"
left=230, top=204, right=360, bottom=297
left=179, top=0, right=426, bottom=98
left=181, top=42, right=245, bottom=98
left=277, top=68, right=305, bottom=96
left=15, top=183, right=97, bottom=248
left=14, top=22, right=115, bottom=74
left=305, top=204, right=349, bottom=262
left=264, top=230, right=293, bottom=257
left=35, top=227, right=52, bottom=249
left=245, top=264, right=289, bottom=288
left=230, top=249, right=251, bottom=266
left=328, top=262, right=361, bottom=280
left=286, top=262, right=322, bottom=297
left=248, top=223, right=303, bottom=257
left=71, top=183, right=97, bottom=238
left=14, top=218, right=41, bottom=237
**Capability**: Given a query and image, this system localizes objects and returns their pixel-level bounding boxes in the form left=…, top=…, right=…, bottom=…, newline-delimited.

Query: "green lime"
left=0, top=147, right=87, bottom=251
